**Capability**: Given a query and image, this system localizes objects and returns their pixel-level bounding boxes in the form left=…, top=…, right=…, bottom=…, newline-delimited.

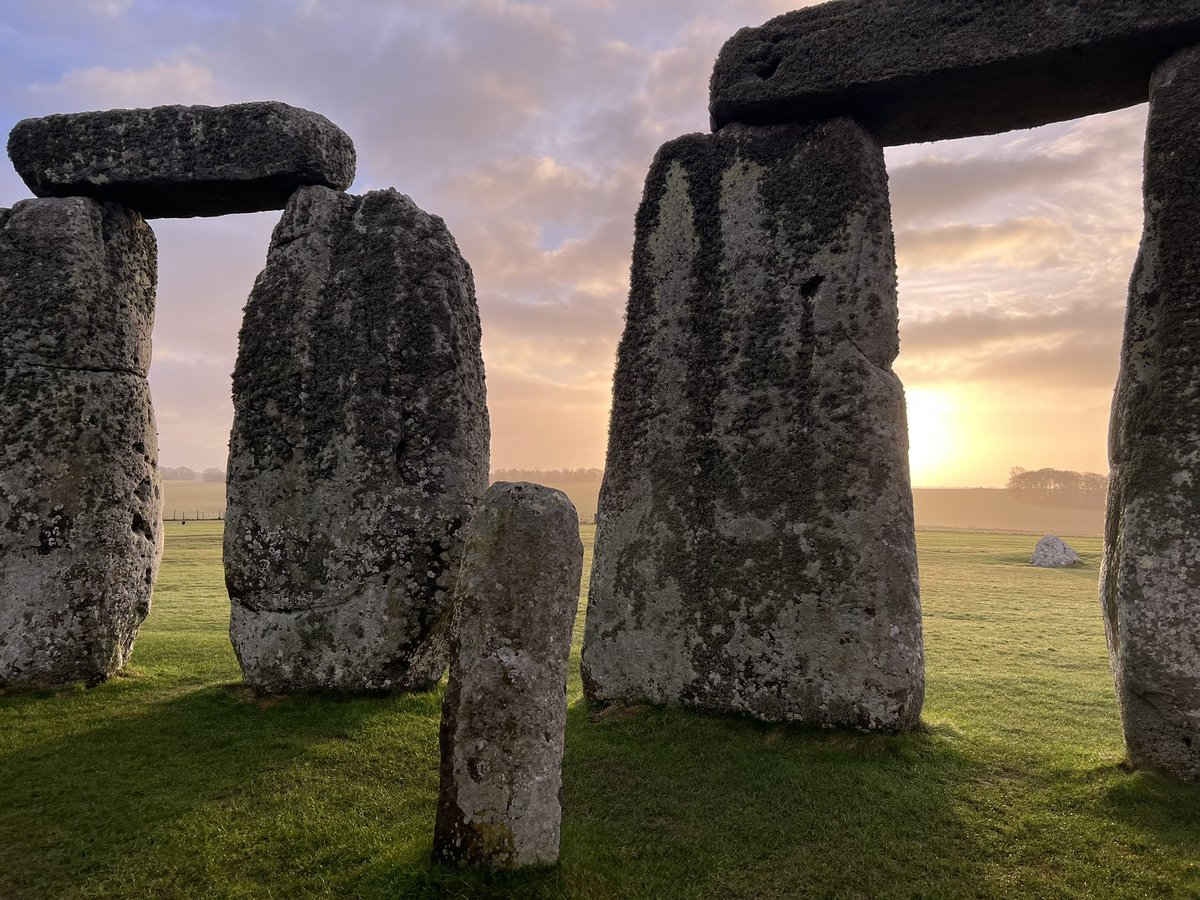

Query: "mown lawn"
left=1, top=525, right=1197, bottom=898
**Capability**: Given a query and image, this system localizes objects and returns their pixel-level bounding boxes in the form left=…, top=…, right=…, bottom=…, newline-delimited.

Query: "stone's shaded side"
left=710, top=0, right=1200, bottom=145
left=581, top=120, right=923, bottom=731
left=434, top=482, right=583, bottom=869
left=1102, top=45, right=1200, bottom=782
left=1031, top=536, right=1080, bottom=569
left=225, top=185, right=489, bottom=693
left=8, top=101, right=356, bottom=218
left=0, top=198, right=162, bottom=687
left=0, top=198, right=156, bottom=375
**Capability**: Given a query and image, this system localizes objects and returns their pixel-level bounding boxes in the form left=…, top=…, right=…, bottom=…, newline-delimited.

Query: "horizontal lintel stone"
left=710, top=0, right=1200, bottom=145
left=7, top=101, right=355, bottom=218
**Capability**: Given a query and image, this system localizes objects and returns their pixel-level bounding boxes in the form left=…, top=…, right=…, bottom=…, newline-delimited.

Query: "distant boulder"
left=1031, top=536, right=1081, bottom=568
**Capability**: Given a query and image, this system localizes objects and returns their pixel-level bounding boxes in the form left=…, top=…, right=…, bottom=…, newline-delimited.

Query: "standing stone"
left=8, top=101, right=356, bottom=219
left=1, top=197, right=163, bottom=687
left=433, top=482, right=583, bottom=869
left=225, top=185, right=489, bottom=693
left=1032, top=536, right=1081, bottom=568
left=581, top=120, right=924, bottom=731
left=1102, top=44, right=1200, bottom=782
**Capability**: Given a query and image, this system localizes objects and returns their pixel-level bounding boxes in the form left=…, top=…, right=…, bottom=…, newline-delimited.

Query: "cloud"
left=897, top=217, right=1075, bottom=271
left=888, top=151, right=1097, bottom=224
left=29, top=57, right=221, bottom=108
left=0, top=1, right=1151, bottom=483
left=78, top=0, right=133, bottom=16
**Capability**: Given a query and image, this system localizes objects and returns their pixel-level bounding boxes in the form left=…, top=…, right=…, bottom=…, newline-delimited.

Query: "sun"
left=905, top=387, right=956, bottom=486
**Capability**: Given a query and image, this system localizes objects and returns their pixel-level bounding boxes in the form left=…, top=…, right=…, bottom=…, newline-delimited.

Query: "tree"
left=201, top=467, right=226, bottom=483
left=1006, top=467, right=1108, bottom=507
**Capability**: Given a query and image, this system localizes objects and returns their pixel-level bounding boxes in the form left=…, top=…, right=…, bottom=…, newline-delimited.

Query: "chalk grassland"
left=1, top=527, right=1197, bottom=898
left=161, top=480, right=227, bottom=519
left=163, top=480, right=1107, bottom=533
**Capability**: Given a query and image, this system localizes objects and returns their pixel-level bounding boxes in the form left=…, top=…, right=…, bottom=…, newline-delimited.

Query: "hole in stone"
left=756, top=57, right=782, bottom=80
left=800, top=274, right=824, bottom=298
left=131, top=511, right=154, bottom=542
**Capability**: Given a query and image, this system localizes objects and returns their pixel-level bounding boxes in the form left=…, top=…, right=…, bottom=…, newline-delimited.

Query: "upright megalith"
left=225, top=185, right=489, bottom=693
left=434, top=482, right=583, bottom=869
left=582, top=120, right=923, bottom=730
left=8, top=102, right=355, bottom=218
left=710, top=1, right=1200, bottom=144
left=1102, top=44, right=1200, bottom=782
left=0, top=197, right=163, bottom=687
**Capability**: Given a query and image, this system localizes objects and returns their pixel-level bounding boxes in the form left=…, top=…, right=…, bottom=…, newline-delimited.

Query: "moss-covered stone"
left=1103, top=44, right=1200, bottom=783
left=711, top=0, right=1200, bottom=145
left=434, top=482, right=582, bottom=868
left=224, top=185, right=489, bottom=693
left=581, top=120, right=922, bottom=731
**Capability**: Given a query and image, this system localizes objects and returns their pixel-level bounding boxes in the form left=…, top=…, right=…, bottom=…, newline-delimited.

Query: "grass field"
left=2, top=525, right=1198, bottom=898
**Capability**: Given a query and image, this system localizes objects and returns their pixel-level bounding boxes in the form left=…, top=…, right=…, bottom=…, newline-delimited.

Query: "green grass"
left=2, top=525, right=1198, bottom=898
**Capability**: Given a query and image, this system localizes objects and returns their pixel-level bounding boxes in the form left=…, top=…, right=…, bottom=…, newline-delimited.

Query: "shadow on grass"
left=556, top=701, right=988, bottom=898
left=5, top=683, right=1199, bottom=899
left=0, top=683, right=438, bottom=897
left=1097, top=767, right=1200, bottom=847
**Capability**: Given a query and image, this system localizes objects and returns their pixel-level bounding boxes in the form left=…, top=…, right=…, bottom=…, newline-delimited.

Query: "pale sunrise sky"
left=0, top=1, right=1148, bottom=487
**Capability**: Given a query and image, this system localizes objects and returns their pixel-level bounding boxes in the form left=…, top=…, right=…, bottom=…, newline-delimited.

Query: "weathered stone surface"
left=1, top=197, right=162, bottom=687
left=1, top=369, right=162, bottom=687
left=8, top=102, right=355, bottom=218
left=1031, top=536, right=1081, bottom=569
left=581, top=120, right=923, bottom=731
left=433, top=482, right=582, bottom=868
left=1102, top=44, right=1200, bottom=783
left=0, top=197, right=155, bottom=374
left=710, top=1, right=1200, bottom=145
left=225, top=185, right=489, bottom=693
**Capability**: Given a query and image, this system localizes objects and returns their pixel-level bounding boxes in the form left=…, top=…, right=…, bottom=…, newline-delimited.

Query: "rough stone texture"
left=225, top=185, right=490, bottom=693
left=1, top=197, right=163, bottom=687
left=8, top=101, right=356, bottom=218
left=581, top=120, right=923, bottom=731
left=1031, top=536, right=1081, bottom=568
left=710, top=1, right=1200, bottom=145
left=1102, top=44, right=1200, bottom=783
left=433, top=482, right=582, bottom=869
left=0, top=198, right=156, bottom=374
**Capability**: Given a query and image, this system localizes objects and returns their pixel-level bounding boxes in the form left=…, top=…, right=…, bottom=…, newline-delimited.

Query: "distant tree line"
left=1007, top=467, right=1107, bottom=507
left=161, top=466, right=226, bottom=483
left=491, top=468, right=603, bottom=484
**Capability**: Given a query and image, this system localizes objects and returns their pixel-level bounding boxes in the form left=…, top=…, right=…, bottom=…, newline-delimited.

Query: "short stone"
left=1031, top=536, right=1081, bottom=568
left=581, top=119, right=924, bottom=731
left=0, top=367, right=163, bottom=687
left=225, top=185, right=490, bottom=693
left=710, top=1, right=1200, bottom=145
left=1103, top=43, right=1200, bottom=783
left=8, top=101, right=355, bottom=218
left=433, top=482, right=583, bottom=869
left=0, top=197, right=156, bottom=375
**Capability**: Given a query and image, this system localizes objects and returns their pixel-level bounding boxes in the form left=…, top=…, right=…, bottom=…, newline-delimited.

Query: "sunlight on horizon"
left=905, top=387, right=959, bottom=487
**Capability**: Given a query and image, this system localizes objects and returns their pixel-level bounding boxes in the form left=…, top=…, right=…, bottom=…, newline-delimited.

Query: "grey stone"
left=1102, top=44, right=1200, bottom=783
left=0, top=197, right=156, bottom=375
left=433, top=482, right=582, bottom=869
left=0, top=370, right=163, bottom=687
left=581, top=120, right=923, bottom=731
left=225, top=185, right=490, bottom=693
left=710, top=1, right=1200, bottom=145
left=1, top=196, right=162, bottom=687
left=8, top=101, right=355, bottom=218
left=1031, top=536, right=1081, bottom=568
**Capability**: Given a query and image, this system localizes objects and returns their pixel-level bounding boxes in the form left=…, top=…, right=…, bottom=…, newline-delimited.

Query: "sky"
left=0, top=0, right=1148, bottom=487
